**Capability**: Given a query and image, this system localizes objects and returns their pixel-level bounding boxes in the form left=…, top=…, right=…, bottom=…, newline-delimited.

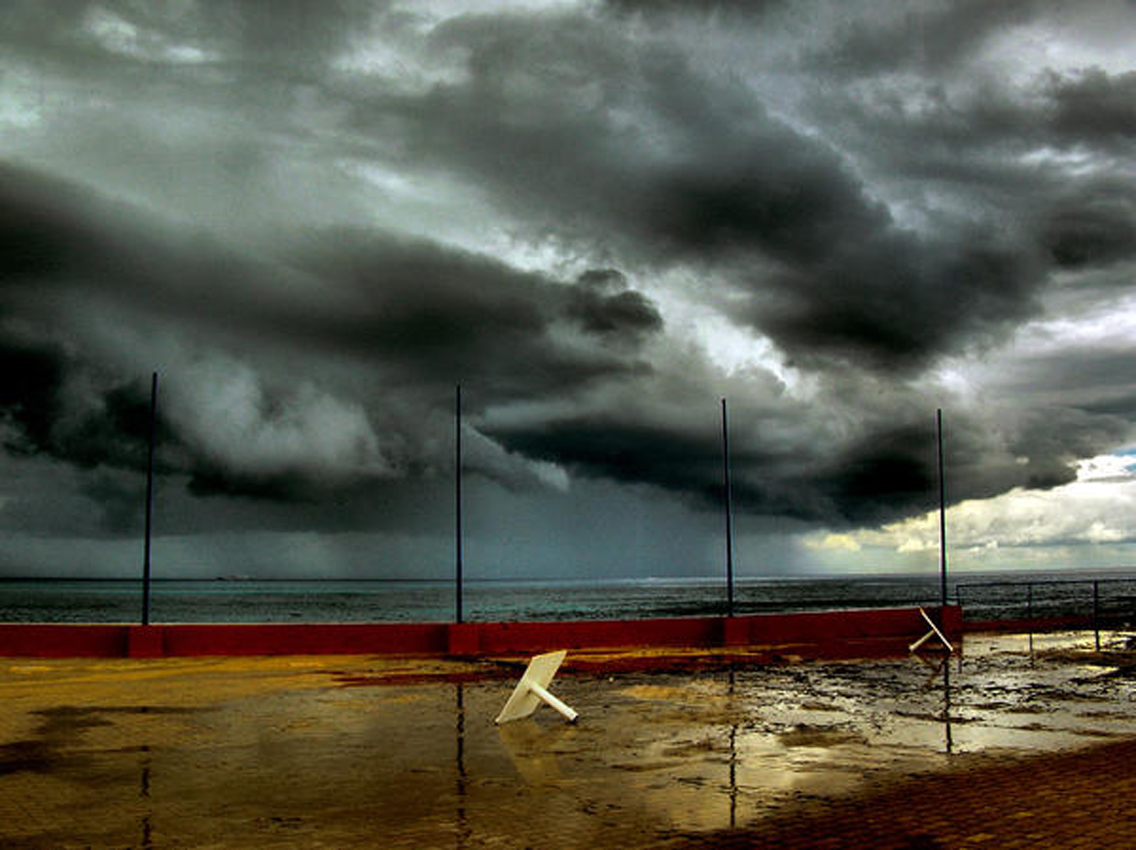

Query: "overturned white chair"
left=495, top=650, right=579, bottom=724
left=909, top=607, right=955, bottom=654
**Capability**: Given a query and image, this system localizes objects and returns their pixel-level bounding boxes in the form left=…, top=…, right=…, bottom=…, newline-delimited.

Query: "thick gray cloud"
left=331, top=9, right=1064, bottom=371
left=1039, top=180, right=1136, bottom=270
left=1, top=0, right=1134, bottom=577
left=0, top=161, right=661, bottom=502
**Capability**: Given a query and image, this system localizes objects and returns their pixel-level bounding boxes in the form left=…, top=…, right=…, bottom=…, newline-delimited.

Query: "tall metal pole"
left=1093, top=579, right=1100, bottom=652
left=455, top=384, right=463, bottom=624
left=721, top=398, right=735, bottom=617
left=142, top=372, right=157, bottom=626
left=937, top=408, right=947, bottom=609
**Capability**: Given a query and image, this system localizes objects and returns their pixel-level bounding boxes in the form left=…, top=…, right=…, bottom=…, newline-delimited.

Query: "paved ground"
left=1, top=632, right=1135, bottom=848
left=677, top=739, right=1136, bottom=849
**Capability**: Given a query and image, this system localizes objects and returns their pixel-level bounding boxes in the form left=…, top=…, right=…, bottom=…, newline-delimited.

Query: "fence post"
left=936, top=409, right=947, bottom=609
left=142, top=371, right=157, bottom=627
left=721, top=398, right=735, bottom=618
left=455, top=384, right=463, bottom=625
left=1093, top=580, right=1100, bottom=652
left=1027, top=583, right=1033, bottom=654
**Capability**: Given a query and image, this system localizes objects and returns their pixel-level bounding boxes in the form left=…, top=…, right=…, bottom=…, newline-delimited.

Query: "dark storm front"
left=0, top=576, right=966, bottom=624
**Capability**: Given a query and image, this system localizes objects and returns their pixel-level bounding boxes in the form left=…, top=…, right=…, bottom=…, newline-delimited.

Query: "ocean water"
left=2, top=571, right=1135, bottom=624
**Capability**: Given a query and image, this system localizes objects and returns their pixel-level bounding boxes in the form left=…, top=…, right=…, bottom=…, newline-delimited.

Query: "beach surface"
left=1, top=631, right=1134, bottom=848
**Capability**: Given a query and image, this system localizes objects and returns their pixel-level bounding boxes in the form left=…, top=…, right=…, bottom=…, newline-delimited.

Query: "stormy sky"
left=1, top=0, right=1134, bottom=579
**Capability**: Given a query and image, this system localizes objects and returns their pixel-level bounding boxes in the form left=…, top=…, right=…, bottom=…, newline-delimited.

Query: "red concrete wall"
left=161, top=623, right=450, bottom=656
left=448, top=616, right=723, bottom=655
left=0, top=624, right=128, bottom=657
left=728, top=606, right=959, bottom=645
left=0, top=606, right=962, bottom=659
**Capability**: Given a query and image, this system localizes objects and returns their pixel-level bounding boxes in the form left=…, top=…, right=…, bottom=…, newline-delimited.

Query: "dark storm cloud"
left=754, top=229, right=1041, bottom=370
left=818, top=424, right=938, bottom=524
left=386, top=11, right=887, bottom=267
left=0, top=162, right=661, bottom=505
left=0, top=340, right=67, bottom=456
left=2, top=0, right=1135, bottom=569
left=484, top=377, right=1097, bottom=529
left=1, top=159, right=661, bottom=378
left=566, top=270, right=663, bottom=341
left=1045, top=68, right=1136, bottom=143
left=603, top=0, right=784, bottom=12
left=0, top=163, right=117, bottom=285
left=1040, top=182, right=1136, bottom=270
left=0, top=334, right=171, bottom=481
left=353, top=10, right=1062, bottom=371
left=963, top=67, right=1136, bottom=153
left=8, top=1, right=1099, bottom=370
left=484, top=406, right=878, bottom=525
left=806, top=0, right=1047, bottom=76
left=809, top=67, right=1136, bottom=191
left=0, top=0, right=379, bottom=66
left=487, top=415, right=724, bottom=503
left=988, top=346, right=1136, bottom=421
left=0, top=160, right=274, bottom=319
left=283, top=233, right=661, bottom=395
left=486, top=397, right=941, bottom=527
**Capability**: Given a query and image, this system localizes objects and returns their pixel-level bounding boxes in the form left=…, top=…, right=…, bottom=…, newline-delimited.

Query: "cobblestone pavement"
left=1, top=634, right=1135, bottom=848
left=675, top=739, right=1136, bottom=849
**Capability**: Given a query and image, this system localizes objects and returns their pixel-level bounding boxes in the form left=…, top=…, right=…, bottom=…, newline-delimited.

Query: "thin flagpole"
left=937, top=408, right=947, bottom=609
left=455, top=384, right=463, bottom=624
left=142, top=372, right=157, bottom=626
left=721, top=398, right=734, bottom=617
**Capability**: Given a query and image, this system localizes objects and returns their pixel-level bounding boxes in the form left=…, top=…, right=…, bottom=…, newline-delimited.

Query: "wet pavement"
left=1, top=631, right=1135, bottom=848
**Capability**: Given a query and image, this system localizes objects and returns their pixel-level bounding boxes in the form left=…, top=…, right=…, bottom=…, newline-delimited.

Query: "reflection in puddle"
left=591, top=630, right=1136, bottom=834
left=454, top=683, right=469, bottom=848
left=139, top=744, right=153, bottom=850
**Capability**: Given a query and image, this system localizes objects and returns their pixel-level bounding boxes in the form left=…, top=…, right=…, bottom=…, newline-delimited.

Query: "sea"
left=2, top=571, right=1136, bottom=625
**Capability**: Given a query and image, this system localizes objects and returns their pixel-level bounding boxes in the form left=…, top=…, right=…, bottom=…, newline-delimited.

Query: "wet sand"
left=1, top=631, right=1134, bottom=848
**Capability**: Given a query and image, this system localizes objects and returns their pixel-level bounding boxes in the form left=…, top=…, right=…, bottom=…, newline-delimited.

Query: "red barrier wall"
left=160, top=623, right=449, bottom=657
left=447, top=616, right=724, bottom=655
left=0, top=606, right=961, bottom=659
left=0, top=624, right=129, bottom=657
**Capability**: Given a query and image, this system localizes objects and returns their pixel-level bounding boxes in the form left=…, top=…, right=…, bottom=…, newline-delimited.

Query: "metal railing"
left=955, top=577, right=1136, bottom=650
